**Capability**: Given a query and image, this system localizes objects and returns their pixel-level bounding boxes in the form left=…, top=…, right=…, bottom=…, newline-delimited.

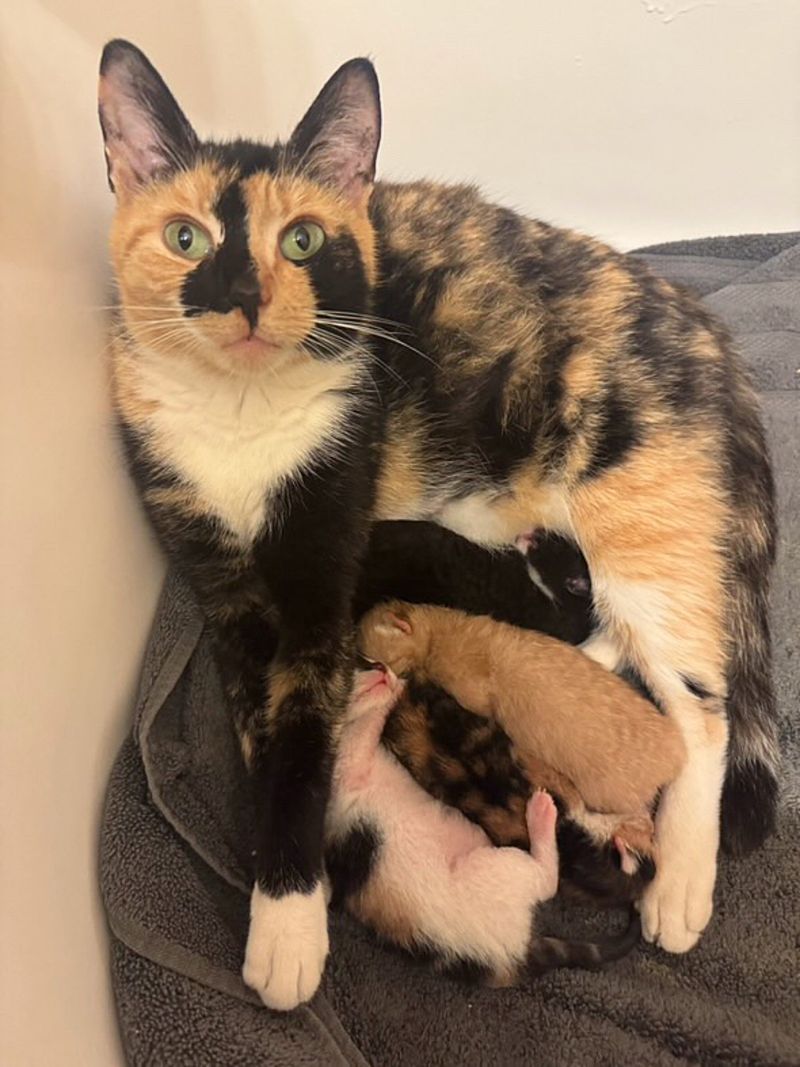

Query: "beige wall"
left=1, top=2, right=797, bottom=1064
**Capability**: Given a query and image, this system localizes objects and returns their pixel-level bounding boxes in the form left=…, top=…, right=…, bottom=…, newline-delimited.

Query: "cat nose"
left=229, top=272, right=267, bottom=330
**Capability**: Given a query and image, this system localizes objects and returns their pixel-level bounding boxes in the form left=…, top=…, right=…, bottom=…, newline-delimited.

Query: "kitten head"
left=515, top=531, right=592, bottom=602
left=348, top=663, right=404, bottom=721
left=357, top=601, right=427, bottom=677
left=99, top=40, right=381, bottom=381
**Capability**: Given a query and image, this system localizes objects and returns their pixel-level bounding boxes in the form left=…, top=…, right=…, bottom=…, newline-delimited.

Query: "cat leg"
left=570, top=440, right=730, bottom=953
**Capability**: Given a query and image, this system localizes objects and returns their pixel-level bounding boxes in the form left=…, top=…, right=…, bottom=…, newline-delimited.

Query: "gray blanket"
left=100, top=233, right=800, bottom=1067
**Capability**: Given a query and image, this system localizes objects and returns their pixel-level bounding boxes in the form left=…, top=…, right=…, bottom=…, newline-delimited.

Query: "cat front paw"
left=242, top=882, right=329, bottom=1011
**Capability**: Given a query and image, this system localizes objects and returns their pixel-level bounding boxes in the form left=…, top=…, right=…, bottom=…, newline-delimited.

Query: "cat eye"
left=280, top=221, right=326, bottom=263
left=163, top=219, right=214, bottom=261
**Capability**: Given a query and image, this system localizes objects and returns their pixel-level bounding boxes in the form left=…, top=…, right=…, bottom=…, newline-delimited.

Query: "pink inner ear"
left=387, top=612, right=412, bottom=634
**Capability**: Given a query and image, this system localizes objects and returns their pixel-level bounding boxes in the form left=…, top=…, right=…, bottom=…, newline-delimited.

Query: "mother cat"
left=98, top=40, right=777, bottom=1009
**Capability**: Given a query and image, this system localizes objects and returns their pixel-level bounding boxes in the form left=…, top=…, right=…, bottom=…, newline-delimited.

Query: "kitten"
left=355, top=522, right=594, bottom=645
left=359, top=600, right=686, bottom=856
left=381, top=678, right=655, bottom=906
left=515, top=530, right=592, bottom=605
left=326, top=667, right=641, bottom=983
left=99, top=41, right=775, bottom=1007
left=356, top=525, right=648, bottom=903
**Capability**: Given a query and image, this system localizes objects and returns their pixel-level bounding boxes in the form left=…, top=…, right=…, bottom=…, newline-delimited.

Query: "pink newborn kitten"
left=324, top=666, right=641, bottom=985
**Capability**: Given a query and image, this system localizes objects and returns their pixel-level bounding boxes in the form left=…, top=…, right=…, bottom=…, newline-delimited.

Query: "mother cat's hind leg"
left=568, top=443, right=731, bottom=954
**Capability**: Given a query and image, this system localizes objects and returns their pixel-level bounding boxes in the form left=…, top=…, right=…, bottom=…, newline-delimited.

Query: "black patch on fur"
left=355, top=522, right=594, bottom=645
left=625, top=260, right=717, bottom=415
left=616, top=665, right=663, bottom=711
left=537, top=335, right=579, bottom=473
left=582, top=384, right=641, bottom=479
left=721, top=759, right=779, bottom=857
left=409, top=679, right=474, bottom=749
left=524, top=532, right=593, bottom=605
left=473, top=350, right=537, bottom=481
left=181, top=181, right=260, bottom=324
left=253, top=710, right=333, bottom=894
left=681, top=675, right=713, bottom=701
left=202, top=139, right=280, bottom=177
left=557, top=821, right=654, bottom=906
left=305, top=232, right=370, bottom=354
left=326, top=822, right=382, bottom=907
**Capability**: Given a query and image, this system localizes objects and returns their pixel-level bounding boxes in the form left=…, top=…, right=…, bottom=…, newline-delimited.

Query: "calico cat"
left=99, top=41, right=776, bottom=1010
left=381, top=678, right=656, bottom=906
left=359, top=600, right=685, bottom=855
left=324, top=667, right=641, bottom=984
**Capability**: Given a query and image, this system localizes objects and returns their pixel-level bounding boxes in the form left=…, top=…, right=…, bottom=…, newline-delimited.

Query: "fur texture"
left=99, top=40, right=777, bottom=1004
left=380, top=677, right=656, bottom=905
left=327, top=670, right=641, bottom=982
left=359, top=601, right=684, bottom=854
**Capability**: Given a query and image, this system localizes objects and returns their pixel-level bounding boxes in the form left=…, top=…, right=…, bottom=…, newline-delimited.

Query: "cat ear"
left=98, top=39, right=199, bottom=196
left=287, top=58, right=381, bottom=206
left=385, top=608, right=413, bottom=635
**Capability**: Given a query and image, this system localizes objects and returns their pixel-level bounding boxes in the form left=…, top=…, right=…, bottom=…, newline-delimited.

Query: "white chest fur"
left=131, top=354, right=357, bottom=544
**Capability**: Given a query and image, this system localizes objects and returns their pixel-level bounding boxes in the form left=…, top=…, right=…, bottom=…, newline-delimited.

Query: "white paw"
left=640, top=859, right=715, bottom=952
left=640, top=773, right=718, bottom=953
left=242, top=883, right=329, bottom=1011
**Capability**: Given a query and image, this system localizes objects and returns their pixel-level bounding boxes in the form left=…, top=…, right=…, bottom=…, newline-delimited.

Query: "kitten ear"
left=385, top=608, right=413, bottom=635
left=287, top=58, right=381, bottom=206
left=98, top=39, right=199, bottom=196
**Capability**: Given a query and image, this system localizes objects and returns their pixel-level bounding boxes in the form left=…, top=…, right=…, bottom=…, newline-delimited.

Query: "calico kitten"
left=381, top=677, right=655, bottom=906
left=325, top=667, right=641, bottom=983
left=359, top=600, right=684, bottom=855
left=99, top=41, right=776, bottom=1008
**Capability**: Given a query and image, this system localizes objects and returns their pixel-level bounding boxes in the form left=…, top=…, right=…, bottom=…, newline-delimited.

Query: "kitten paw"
left=527, top=791, right=559, bottom=897
left=242, top=882, right=328, bottom=1011
left=527, top=788, right=557, bottom=833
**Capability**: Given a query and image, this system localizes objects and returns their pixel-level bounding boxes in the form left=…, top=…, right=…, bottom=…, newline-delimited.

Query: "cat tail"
left=527, top=910, right=641, bottom=975
left=719, top=367, right=780, bottom=857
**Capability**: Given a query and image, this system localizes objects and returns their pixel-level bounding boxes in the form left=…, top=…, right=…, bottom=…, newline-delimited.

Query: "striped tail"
left=719, top=366, right=780, bottom=856
left=528, top=910, right=641, bottom=974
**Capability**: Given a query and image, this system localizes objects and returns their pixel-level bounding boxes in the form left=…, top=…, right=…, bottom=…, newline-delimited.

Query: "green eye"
left=164, top=219, right=213, bottom=260
left=280, top=221, right=326, bottom=263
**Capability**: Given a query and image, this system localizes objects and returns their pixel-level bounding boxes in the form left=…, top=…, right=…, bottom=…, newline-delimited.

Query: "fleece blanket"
left=100, top=233, right=800, bottom=1067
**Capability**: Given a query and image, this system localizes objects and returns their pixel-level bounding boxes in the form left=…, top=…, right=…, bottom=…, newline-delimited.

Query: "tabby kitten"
left=99, top=40, right=776, bottom=1010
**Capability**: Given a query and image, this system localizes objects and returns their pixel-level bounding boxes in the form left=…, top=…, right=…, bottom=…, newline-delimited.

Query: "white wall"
left=1, top=2, right=797, bottom=1064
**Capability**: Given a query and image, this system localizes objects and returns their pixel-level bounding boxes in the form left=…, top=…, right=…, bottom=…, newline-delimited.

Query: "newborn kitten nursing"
left=326, top=668, right=641, bottom=982
left=381, top=678, right=656, bottom=906
left=359, top=602, right=686, bottom=850
left=355, top=523, right=594, bottom=646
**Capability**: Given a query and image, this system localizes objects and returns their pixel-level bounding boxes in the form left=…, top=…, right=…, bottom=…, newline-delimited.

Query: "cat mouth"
left=223, top=334, right=284, bottom=359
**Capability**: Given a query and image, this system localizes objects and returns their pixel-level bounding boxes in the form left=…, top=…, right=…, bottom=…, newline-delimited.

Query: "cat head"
left=99, top=40, right=381, bottom=379
left=357, top=601, right=427, bottom=677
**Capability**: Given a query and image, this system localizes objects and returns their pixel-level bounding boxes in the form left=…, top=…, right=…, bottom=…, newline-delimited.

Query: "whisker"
left=313, top=318, right=437, bottom=369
